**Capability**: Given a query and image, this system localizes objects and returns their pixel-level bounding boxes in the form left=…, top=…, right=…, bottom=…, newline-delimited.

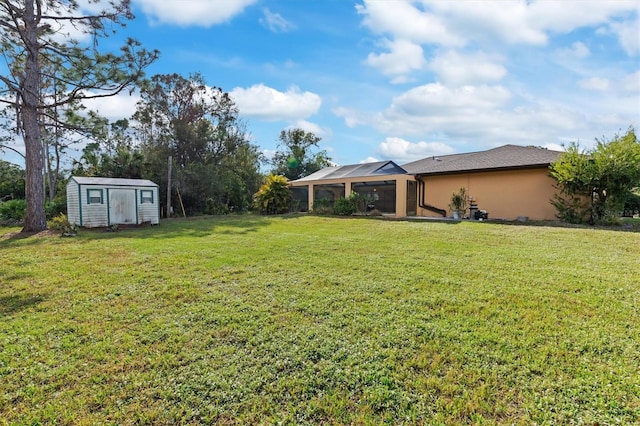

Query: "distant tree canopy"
left=0, top=0, right=158, bottom=232
left=550, top=127, right=640, bottom=224
left=0, top=160, right=25, bottom=201
left=72, top=119, right=144, bottom=179
left=133, top=73, right=263, bottom=215
left=271, top=128, right=332, bottom=180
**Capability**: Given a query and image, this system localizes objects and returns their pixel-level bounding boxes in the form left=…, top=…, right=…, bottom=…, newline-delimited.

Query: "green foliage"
left=73, top=142, right=146, bottom=180
left=333, top=192, right=374, bottom=216
left=45, top=198, right=67, bottom=220
left=350, top=191, right=375, bottom=214
left=312, top=197, right=333, bottom=215
left=1, top=217, right=639, bottom=424
left=48, top=214, right=78, bottom=236
left=448, top=186, right=468, bottom=213
left=271, top=128, right=332, bottom=180
left=253, top=175, right=292, bottom=214
left=550, top=128, right=640, bottom=224
left=623, top=192, right=640, bottom=217
left=0, top=198, right=26, bottom=222
left=133, top=73, right=263, bottom=215
left=550, top=192, right=590, bottom=224
left=0, top=160, right=25, bottom=201
left=333, top=197, right=356, bottom=215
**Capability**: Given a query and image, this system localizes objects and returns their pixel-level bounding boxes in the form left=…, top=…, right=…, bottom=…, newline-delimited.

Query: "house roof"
left=402, top=144, right=563, bottom=175
left=71, top=176, right=158, bottom=187
left=291, top=161, right=407, bottom=182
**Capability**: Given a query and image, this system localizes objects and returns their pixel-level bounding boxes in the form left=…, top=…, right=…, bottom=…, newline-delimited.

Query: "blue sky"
left=2, top=0, right=640, bottom=168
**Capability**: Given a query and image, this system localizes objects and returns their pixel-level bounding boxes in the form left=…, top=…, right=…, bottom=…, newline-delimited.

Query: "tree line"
left=0, top=1, right=330, bottom=231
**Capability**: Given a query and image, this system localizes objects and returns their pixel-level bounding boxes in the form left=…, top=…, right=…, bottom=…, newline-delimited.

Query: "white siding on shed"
left=66, top=177, right=160, bottom=228
left=66, top=179, right=80, bottom=225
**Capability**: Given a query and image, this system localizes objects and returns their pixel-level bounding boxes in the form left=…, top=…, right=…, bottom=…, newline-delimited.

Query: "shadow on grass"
left=1, top=214, right=307, bottom=244
left=77, top=213, right=283, bottom=240
left=0, top=294, right=47, bottom=317
left=479, top=218, right=640, bottom=233
left=0, top=229, right=62, bottom=248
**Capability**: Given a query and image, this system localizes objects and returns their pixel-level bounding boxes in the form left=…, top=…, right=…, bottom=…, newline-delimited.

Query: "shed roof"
left=70, top=176, right=158, bottom=187
left=402, top=144, right=563, bottom=175
left=291, top=161, right=407, bottom=182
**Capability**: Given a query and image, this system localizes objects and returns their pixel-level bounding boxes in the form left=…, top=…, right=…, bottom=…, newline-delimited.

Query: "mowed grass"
left=1, top=215, right=639, bottom=425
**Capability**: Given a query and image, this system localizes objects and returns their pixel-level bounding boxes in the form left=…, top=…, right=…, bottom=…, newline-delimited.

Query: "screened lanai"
left=289, top=161, right=416, bottom=216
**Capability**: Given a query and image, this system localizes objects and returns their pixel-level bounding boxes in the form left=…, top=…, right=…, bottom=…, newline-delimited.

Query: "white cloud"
left=429, top=0, right=638, bottom=46
left=333, top=107, right=367, bottom=128
left=288, top=120, right=330, bottom=139
left=579, top=77, right=610, bottom=91
left=360, top=156, right=379, bottom=164
left=388, top=83, right=512, bottom=118
left=136, top=0, right=257, bottom=26
left=356, top=0, right=464, bottom=47
left=377, top=137, right=455, bottom=163
left=541, top=143, right=565, bottom=152
left=621, top=70, right=640, bottom=93
left=365, top=38, right=427, bottom=79
left=610, top=17, right=640, bottom=56
left=356, top=0, right=639, bottom=49
left=555, top=41, right=591, bottom=59
left=262, top=149, right=276, bottom=160
left=230, top=84, right=321, bottom=121
left=336, top=82, right=603, bottom=149
left=260, top=8, right=295, bottom=33
left=429, top=50, right=507, bottom=85
left=81, top=93, right=140, bottom=121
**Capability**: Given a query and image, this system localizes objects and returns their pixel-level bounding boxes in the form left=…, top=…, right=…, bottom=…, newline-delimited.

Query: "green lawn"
left=1, top=216, right=639, bottom=425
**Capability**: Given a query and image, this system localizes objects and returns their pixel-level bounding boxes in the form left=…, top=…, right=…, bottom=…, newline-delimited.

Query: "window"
left=140, top=190, right=154, bottom=204
left=87, top=189, right=103, bottom=204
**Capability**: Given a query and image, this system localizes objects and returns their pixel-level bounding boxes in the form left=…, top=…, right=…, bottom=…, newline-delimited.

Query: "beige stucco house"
left=289, top=145, right=564, bottom=221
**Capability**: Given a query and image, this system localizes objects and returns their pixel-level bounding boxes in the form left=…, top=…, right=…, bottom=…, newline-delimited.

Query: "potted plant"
left=448, top=187, right=468, bottom=219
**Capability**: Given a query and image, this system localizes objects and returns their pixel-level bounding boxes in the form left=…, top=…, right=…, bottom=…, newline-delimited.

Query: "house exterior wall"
left=418, top=167, right=559, bottom=220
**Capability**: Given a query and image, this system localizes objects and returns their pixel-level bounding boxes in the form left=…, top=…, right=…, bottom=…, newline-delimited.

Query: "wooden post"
left=177, top=188, right=186, bottom=217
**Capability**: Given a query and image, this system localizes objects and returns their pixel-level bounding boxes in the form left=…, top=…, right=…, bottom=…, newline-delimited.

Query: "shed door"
left=109, top=189, right=136, bottom=225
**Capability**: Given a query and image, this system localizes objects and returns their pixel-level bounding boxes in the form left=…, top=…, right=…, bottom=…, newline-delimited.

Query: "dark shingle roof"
left=402, top=144, right=563, bottom=175
left=291, top=161, right=407, bottom=182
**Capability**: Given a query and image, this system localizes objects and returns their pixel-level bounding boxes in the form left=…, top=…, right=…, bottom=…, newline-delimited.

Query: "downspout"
left=417, top=177, right=447, bottom=217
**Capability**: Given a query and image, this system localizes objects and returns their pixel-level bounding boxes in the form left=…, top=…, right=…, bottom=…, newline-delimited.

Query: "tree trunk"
left=22, top=0, right=47, bottom=232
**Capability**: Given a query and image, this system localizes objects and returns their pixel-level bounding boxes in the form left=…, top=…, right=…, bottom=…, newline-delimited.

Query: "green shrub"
left=0, top=198, right=26, bottom=222
left=551, top=193, right=590, bottom=224
left=333, top=197, right=356, bottom=216
left=349, top=192, right=374, bottom=214
left=253, top=175, right=292, bottom=215
left=48, top=213, right=78, bottom=236
left=623, top=192, right=640, bottom=217
left=312, top=198, right=333, bottom=215
left=45, top=198, right=67, bottom=219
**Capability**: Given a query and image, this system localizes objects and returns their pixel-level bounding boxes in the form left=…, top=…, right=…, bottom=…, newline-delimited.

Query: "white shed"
left=67, top=176, right=160, bottom=228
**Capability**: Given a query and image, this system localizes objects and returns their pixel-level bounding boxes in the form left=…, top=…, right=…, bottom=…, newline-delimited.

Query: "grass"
left=1, top=215, right=639, bottom=425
